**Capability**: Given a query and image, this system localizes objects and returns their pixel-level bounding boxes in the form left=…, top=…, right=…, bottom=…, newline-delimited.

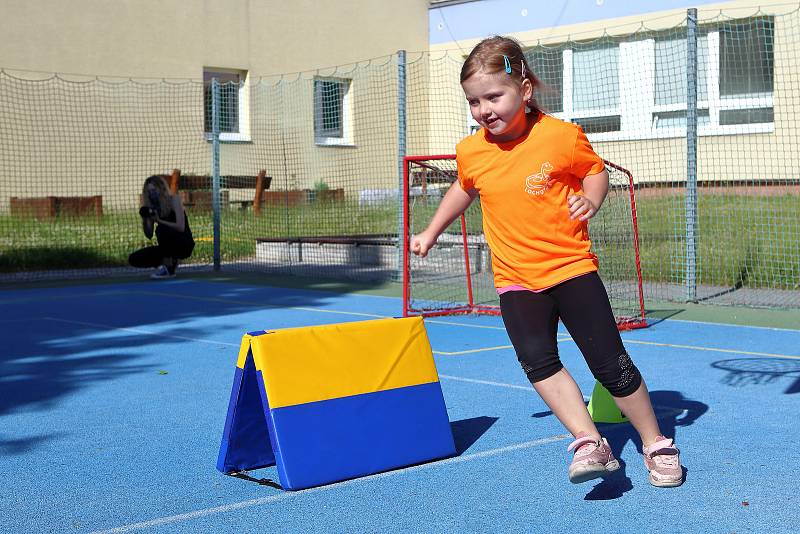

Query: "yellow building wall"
left=0, top=0, right=429, bottom=211
left=0, top=0, right=429, bottom=78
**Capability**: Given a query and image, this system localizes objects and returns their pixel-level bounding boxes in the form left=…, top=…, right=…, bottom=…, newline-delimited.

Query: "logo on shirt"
left=525, top=162, right=553, bottom=196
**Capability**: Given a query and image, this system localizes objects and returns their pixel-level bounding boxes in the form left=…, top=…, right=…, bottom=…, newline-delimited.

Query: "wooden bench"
left=10, top=195, right=103, bottom=219
left=162, top=169, right=272, bottom=215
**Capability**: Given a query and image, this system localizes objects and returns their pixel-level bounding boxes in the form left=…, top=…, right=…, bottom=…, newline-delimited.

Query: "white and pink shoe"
left=567, top=432, right=620, bottom=484
left=643, top=436, right=684, bottom=487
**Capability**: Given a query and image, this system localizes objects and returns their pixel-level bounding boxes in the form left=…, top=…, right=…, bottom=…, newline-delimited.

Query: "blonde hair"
left=460, top=36, right=540, bottom=112
left=141, top=175, right=173, bottom=219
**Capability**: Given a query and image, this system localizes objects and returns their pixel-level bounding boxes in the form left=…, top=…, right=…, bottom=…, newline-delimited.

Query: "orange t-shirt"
left=456, top=112, right=606, bottom=291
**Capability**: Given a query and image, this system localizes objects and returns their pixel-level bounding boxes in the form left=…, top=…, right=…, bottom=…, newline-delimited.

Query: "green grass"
left=0, top=202, right=398, bottom=272
left=2, top=195, right=798, bottom=290
left=631, top=194, right=800, bottom=289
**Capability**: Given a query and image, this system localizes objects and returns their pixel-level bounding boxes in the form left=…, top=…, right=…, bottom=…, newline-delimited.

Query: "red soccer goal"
left=402, top=155, right=647, bottom=330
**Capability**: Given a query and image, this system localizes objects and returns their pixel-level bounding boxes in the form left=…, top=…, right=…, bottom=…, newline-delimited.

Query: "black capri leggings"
left=499, top=271, right=642, bottom=397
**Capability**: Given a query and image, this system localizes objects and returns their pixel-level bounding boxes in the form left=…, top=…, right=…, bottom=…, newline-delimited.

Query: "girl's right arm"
left=411, top=180, right=477, bottom=257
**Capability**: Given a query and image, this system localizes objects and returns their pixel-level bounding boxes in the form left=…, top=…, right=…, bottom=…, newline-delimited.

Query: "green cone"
left=587, top=381, right=628, bottom=423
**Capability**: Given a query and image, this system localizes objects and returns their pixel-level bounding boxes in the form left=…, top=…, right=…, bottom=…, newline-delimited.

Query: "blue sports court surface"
left=1, top=277, right=798, bottom=533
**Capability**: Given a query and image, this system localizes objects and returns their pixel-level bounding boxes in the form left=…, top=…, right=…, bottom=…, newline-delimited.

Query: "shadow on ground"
left=0, top=277, right=393, bottom=453
left=584, top=390, right=708, bottom=500
left=711, top=358, right=800, bottom=394
left=451, top=416, right=499, bottom=455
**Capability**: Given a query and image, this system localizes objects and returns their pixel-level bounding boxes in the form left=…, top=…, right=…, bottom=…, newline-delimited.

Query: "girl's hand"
left=410, top=231, right=438, bottom=258
left=568, top=194, right=599, bottom=221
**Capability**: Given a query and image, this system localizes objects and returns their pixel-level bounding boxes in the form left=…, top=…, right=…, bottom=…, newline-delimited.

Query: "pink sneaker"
left=643, top=436, right=683, bottom=487
left=567, top=432, right=620, bottom=484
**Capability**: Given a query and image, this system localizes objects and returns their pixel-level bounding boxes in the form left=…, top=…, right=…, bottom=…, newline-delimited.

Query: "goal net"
left=402, top=155, right=646, bottom=330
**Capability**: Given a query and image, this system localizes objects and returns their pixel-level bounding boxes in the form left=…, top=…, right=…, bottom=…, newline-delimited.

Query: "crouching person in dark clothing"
left=129, top=175, right=195, bottom=279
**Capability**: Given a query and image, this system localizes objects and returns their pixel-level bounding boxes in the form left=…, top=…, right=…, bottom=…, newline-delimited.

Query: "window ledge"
left=315, top=137, right=356, bottom=148
left=204, top=133, right=252, bottom=143
left=588, top=123, right=774, bottom=142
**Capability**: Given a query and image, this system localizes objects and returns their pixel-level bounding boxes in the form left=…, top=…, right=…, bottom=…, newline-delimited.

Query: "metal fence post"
left=685, top=8, right=698, bottom=301
left=211, top=77, right=221, bottom=272
left=396, top=50, right=407, bottom=282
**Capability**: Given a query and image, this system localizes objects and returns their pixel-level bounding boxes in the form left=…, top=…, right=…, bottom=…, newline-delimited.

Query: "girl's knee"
left=592, top=351, right=642, bottom=397
left=517, top=350, right=563, bottom=383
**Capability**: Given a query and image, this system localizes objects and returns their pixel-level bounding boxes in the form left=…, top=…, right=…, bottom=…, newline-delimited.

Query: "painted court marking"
left=88, top=401, right=691, bottom=534
left=618, top=338, right=800, bottom=360
left=43, top=302, right=800, bottom=361
left=667, top=317, right=800, bottom=332
left=40, top=315, right=798, bottom=402
left=435, top=344, right=513, bottom=355
left=426, top=319, right=506, bottom=330
left=439, top=374, right=533, bottom=391
left=434, top=335, right=572, bottom=356
left=132, top=290, right=389, bottom=319
left=30, top=290, right=726, bottom=533
left=88, top=434, right=571, bottom=534
left=43, top=317, right=240, bottom=347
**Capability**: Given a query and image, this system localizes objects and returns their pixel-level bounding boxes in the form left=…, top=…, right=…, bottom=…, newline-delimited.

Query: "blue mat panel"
left=269, top=381, right=456, bottom=490
left=216, top=353, right=275, bottom=473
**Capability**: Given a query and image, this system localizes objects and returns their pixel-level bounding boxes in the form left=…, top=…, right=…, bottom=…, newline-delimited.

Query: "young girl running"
left=411, top=36, right=683, bottom=487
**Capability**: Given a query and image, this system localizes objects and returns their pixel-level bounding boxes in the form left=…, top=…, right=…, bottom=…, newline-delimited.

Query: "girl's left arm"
left=568, top=168, right=609, bottom=221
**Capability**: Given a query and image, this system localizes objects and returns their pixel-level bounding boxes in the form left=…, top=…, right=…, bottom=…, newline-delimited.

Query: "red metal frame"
left=402, top=155, right=647, bottom=330
left=459, top=213, right=475, bottom=310
left=604, top=160, right=648, bottom=330
left=402, top=156, right=411, bottom=317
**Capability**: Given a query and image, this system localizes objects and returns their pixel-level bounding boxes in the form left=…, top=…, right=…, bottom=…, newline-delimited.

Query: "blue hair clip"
left=503, top=55, right=512, bottom=74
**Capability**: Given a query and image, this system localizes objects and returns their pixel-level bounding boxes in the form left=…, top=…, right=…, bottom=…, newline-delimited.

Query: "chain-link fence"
left=1, top=6, right=798, bottom=308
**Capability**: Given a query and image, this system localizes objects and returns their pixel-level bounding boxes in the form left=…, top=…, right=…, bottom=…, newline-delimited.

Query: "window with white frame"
left=717, top=17, right=774, bottom=125
left=571, top=44, right=621, bottom=134
left=203, top=68, right=250, bottom=142
left=653, top=34, right=711, bottom=130
left=506, top=16, right=775, bottom=141
left=314, top=77, right=353, bottom=146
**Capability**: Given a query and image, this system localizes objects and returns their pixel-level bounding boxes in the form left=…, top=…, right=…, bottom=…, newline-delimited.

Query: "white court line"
left=42, top=316, right=514, bottom=356
left=435, top=345, right=513, bottom=355
left=0, top=290, right=133, bottom=305
left=432, top=329, right=799, bottom=360
left=90, top=398, right=692, bottom=534
left=439, top=375, right=590, bottom=405
left=618, top=338, right=800, bottom=360
left=8, top=285, right=798, bottom=335
left=44, top=317, right=240, bottom=348
left=88, top=434, right=570, bottom=534
left=48, top=315, right=536, bottom=393
left=439, top=374, right=532, bottom=391
left=132, top=290, right=389, bottom=319
left=433, top=336, right=571, bottom=356
left=425, top=319, right=506, bottom=330
left=665, top=317, right=800, bottom=332
left=47, top=312, right=799, bottom=362
left=439, top=376, right=689, bottom=422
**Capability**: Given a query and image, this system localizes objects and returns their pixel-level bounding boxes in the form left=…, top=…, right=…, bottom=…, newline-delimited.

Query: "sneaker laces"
left=653, top=454, right=679, bottom=469
left=646, top=438, right=679, bottom=468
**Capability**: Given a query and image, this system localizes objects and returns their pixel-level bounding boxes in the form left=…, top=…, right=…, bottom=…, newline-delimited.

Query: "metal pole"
left=396, top=50, right=407, bottom=282
left=211, top=77, right=221, bottom=271
left=685, top=8, right=698, bottom=301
